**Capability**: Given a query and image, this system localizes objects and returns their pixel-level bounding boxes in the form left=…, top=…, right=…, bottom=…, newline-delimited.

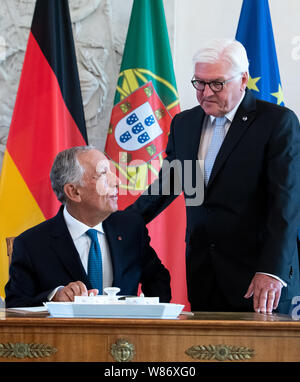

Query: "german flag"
left=0, top=0, right=87, bottom=296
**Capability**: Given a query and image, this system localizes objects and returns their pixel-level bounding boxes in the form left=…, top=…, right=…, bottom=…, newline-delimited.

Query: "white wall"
left=174, top=0, right=300, bottom=119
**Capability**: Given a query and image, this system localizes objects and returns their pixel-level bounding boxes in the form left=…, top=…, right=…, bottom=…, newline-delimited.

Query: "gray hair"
left=192, top=38, right=249, bottom=75
left=50, top=145, right=95, bottom=204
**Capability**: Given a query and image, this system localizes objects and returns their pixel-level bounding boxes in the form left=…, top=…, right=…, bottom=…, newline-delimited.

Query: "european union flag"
left=236, top=0, right=284, bottom=106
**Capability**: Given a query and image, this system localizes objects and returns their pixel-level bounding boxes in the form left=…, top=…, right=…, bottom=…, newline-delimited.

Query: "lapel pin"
left=117, top=236, right=122, bottom=241
left=242, top=116, right=248, bottom=121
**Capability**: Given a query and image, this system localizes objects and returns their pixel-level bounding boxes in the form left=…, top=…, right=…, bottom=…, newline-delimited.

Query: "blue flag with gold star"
left=235, top=0, right=284, bottom=106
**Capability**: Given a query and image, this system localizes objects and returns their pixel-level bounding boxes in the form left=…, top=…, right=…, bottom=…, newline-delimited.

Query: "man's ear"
left=63, top=183, right=81, bottom=202
left=241, top=71, right=249, bottom=91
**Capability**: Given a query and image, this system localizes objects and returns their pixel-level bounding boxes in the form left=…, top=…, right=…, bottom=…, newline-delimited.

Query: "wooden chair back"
left=6, top=237, right=15, bottom=266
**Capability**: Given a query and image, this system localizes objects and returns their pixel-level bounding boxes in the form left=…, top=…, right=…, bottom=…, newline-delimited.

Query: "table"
left=0, top=310, right=299, bottom=362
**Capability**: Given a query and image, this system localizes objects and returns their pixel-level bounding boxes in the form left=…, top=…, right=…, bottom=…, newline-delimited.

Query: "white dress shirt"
left=47, top=208, right=113, bottom=300
left=198, top=94, right=244, bottom=161
left=197, top=92, right=286, bottom=287
left=63, top=207, right=113, bottom=288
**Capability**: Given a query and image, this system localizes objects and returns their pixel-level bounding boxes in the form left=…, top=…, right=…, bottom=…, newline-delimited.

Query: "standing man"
left=130, top=38, right=300, bottom=314
left=5, top=146, right=171, bottom=307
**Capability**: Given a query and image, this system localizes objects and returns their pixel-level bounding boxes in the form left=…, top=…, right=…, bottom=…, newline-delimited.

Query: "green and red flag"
left=0, top=0, right=87, bottom=296
left=105, top=0, right=188, bottom=308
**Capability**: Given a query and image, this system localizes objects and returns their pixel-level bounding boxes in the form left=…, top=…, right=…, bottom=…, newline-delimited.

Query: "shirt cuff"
left=256, top=272, right=287, bottom=287
left=47, top=286, right=64, bottom=301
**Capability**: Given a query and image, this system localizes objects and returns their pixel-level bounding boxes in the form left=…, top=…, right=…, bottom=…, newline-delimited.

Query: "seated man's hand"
left=52, top=281, right=98, bottom=302
left=244, top=274, right=283, bottom=314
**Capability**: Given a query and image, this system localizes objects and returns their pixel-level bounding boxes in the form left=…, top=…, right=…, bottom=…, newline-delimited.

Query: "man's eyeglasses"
left=191, top=73, right=242, bottom=92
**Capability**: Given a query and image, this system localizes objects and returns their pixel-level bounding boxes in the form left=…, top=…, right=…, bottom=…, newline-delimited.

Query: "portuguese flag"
left=0, top=0, right=87, bottom=296
left=105, top=0, right=188, bottom=308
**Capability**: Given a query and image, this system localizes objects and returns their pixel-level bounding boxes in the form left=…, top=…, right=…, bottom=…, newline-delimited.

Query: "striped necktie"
left=86, top=229, right=103, bottom=294
left=204, top=116, right=227, bottom=185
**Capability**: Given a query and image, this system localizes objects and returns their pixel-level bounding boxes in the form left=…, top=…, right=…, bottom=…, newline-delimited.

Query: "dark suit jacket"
left=5, top=207, right=171, bottom=307
left=130, top=90, right=300, bottom=313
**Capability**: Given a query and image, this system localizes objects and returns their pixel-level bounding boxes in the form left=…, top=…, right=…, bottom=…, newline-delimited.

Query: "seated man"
left=5, top=146, right=171, bottom=307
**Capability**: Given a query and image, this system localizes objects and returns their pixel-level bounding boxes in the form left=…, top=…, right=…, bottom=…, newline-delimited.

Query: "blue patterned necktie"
left=204, top=116, right=227, bottom=185
left=86, top=229, right=103, bottom=294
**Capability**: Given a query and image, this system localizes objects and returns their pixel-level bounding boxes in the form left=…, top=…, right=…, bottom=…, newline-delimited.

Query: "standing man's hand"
left=244, top=274, right=283, bottom=313
left=52, top=281, right=98, bottom=302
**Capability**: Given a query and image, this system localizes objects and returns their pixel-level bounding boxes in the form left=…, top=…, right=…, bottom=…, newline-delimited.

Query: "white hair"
left=50, top=145, right=95, bottom=204
left=192, top=38, right=249, bottom=75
